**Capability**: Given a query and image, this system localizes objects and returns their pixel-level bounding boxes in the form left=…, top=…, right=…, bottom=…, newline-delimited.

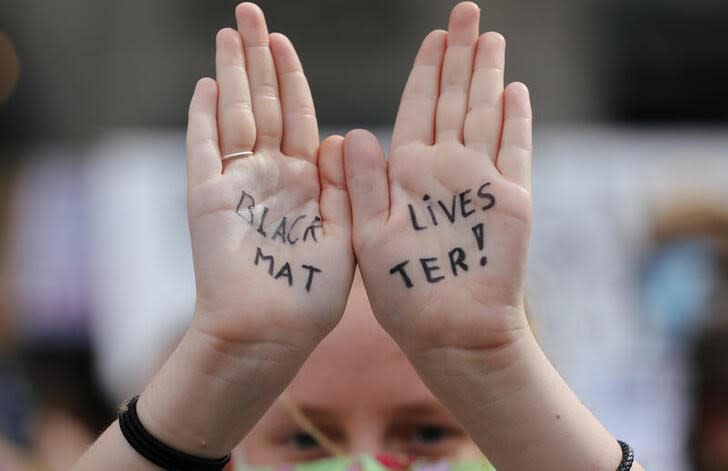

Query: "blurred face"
left=240, top=279, right=481, bottom=464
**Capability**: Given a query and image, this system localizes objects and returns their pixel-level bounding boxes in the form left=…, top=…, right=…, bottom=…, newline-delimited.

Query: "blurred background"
left=0, top=0, right=727, bottom=469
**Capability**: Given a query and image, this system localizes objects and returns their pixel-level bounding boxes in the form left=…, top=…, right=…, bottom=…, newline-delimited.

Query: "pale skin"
left=240, top=278, right=484, bottom=463
left=74, top=2, right=644, bottom=470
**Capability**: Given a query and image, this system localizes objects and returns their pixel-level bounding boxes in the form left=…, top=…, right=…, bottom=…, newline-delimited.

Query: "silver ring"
left=222, top=151, right=254, bottom=161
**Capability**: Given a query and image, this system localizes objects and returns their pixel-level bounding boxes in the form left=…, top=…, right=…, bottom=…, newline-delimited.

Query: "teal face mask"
left=235, top=455, right=496, bottom=471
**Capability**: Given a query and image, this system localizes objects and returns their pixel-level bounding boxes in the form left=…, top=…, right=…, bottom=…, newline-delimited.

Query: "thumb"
left=343, top=129, right=390, bottom=237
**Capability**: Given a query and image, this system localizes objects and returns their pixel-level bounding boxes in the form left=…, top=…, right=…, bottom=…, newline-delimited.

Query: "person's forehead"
left=287, top=281, right=437, bottom=411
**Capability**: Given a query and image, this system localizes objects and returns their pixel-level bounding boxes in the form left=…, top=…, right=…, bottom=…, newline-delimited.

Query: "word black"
left=236, top=190, right=322, bottom=244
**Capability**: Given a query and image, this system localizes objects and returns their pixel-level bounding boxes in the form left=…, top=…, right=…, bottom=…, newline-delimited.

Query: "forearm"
left=407, top=327, right=644, bottom=471
left=73, top=422, right=159, bottom=471
left=73, top=322, right=310, bottom=469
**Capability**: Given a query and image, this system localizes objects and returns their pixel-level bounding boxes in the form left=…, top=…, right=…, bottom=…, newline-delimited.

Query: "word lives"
left=407, top=182, right=495, bottom=232
left=234, top=189, right=323, bottom=293
left=235, top=190, right=322, bottom=245
left=390, top=182, right=495, bottom=288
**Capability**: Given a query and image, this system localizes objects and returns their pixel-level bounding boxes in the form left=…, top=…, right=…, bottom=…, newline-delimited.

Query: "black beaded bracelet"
left=616, top=440, right=635, bottom=471
left=118, top=395, right=231, bottom=471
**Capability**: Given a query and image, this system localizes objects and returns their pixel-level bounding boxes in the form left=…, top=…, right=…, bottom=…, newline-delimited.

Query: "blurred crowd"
left=1, top=0, right=727, bottom=470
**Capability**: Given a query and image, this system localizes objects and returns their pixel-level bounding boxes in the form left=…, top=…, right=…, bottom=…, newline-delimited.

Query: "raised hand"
left=342, top=6, right=644, bottom=470
left=187, top=3, right=354, bottom=351
left=74, top=5, right=358, bottom=467
left=344, top=2, right=532, bottom=354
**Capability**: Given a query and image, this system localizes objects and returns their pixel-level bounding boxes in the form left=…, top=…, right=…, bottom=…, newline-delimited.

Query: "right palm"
left=186, top=3, right=354, bottom=352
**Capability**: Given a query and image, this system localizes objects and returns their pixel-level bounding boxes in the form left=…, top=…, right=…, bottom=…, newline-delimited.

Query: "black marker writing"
left=301, top=264, right=321, bottom=292
left=390, top=181, right=496, bottom=288
left=420, top=257, right=445, bottom=283
left=254, top=247, right=322, bottom=293
left=459, top=189, right=475, bottom=218
left=287, top=215, right=306, bottom=244
left=390, top=247, right=486, bottom=288
left=274, top=262, right=293, bottom=286
left=235, top=189, right=322, bottom=245
left=477, top=183, right=496, bottom=211
left=257, top=206, right=269, bottom=237
left=303, top=216, right=323, bottom=243
left=236, top=190, right=255, bottom=224
left=424, top=194, right=439, bottom=226
left=407, top=182, right=496, bottom=232
left=408, top=204, right=427, bottom=231
left=255, top=247, right=275, bottom=275
left=471, top=223, right=487, bottom=266
left=448, top=247, right=468, bottom=276
left=438, top=196, right=457, bottom=224
left=389, top=261, right=414, bottom=288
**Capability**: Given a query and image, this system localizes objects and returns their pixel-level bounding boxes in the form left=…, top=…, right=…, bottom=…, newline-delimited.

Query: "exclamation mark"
left=472, top=223, right=487, bottom=266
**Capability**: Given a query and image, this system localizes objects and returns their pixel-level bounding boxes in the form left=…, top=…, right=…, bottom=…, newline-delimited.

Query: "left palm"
left=344, top=1, right=533, bottom=353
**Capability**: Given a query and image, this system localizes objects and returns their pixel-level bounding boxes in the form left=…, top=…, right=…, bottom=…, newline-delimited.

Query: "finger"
left=343, top=130, right=390, bottom=237
left=435, top=2, right=480, bottom=144
left=464, top=32, right=505, bottom=158
left=391, top=30, right=447, bottom=149
left=270, top=33, right=318, bottom=161
left=318, top=135, right=350, bottom=232
left=236, top=2, right=283, bottom=150
left=215, top=28, right=256, bottom=158
left=496, top=82, right=532, bottom=191
left=187, top=78, right=222, bottom=186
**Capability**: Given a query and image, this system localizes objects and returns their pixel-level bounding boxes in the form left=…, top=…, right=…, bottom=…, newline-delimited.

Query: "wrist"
left=398, top=304, right=532, bottom=369
left=406, top=329, right=629, bottom=470
left=190, top=299, right=332, bottom=354
left=404, top=313, right=535, bottom=402
left=136, top=324, right=311, bottom=457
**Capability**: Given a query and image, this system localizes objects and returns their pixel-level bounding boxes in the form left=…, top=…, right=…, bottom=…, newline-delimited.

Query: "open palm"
left=186, top=3, right=354, bottom=351
left=345, top=2, right=533, bottom=353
